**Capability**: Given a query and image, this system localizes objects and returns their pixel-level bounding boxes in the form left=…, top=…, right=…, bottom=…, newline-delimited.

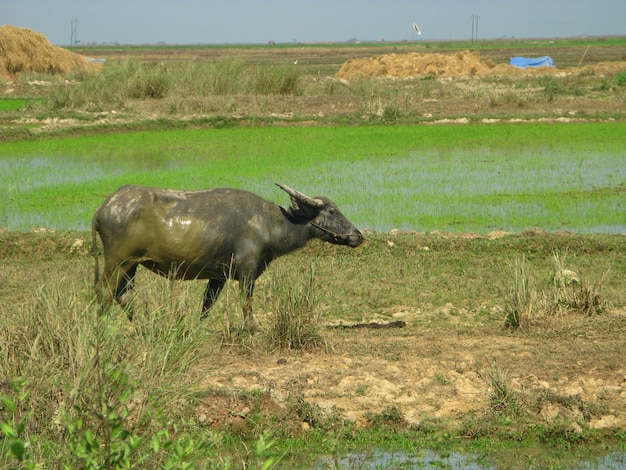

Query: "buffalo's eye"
left=328, top=208, right=337, bottom=215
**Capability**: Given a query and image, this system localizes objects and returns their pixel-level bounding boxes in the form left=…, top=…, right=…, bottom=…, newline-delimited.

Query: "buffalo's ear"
left=276, top=183, right=323, bottom=214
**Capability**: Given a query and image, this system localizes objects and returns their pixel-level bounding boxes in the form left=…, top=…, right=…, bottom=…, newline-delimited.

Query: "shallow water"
left=314, top=448, right=626, bottom=469
left=1, top=147, right=625, bottom=233
left=315, top=449, right=491, bottom=469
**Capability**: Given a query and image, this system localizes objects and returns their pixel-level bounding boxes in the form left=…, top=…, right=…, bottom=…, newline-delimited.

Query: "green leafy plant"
left=64, top=367, right=142, bottom=469
left=364, top=405, right=407, bottom=430
left=1, top=380, right=40, bottom=469
left=538, top=75, right=564, bottom=101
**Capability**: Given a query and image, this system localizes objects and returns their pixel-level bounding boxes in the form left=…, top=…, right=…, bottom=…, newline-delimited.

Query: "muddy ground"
left=191, top=305, right=626, bottom=436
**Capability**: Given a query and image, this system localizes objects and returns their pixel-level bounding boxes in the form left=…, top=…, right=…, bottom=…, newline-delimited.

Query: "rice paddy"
left=1, top=123, right=624, bottom=233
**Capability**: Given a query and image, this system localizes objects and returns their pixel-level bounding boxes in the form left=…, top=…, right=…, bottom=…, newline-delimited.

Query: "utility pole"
left=475, top=14, right=479, bottom=42
left=471, top=14, right=480, bottom=44
left=70, top=18, right=79, bottom=46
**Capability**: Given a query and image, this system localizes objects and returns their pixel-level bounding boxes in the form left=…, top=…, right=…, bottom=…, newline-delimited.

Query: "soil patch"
left=192, top=309, right=626, bottom=434
left=0, top=25, right=102, bottom=80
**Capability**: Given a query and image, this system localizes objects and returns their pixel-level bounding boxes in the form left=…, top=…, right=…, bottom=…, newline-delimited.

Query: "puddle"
left=313, top=448, right=626, bottom=469
left=315, top=449, right=491, bottom=469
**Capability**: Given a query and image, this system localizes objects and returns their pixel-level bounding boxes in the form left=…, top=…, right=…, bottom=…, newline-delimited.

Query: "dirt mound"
left=0, top=25, right=102, bottom=80
left=336, top=50, right=626, bottom=80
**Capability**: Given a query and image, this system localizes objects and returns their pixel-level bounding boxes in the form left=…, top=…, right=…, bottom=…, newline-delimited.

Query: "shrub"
left=126, top=62, right=170, bottom=99
left=364, top=405, right=407, bottom=430
left=486, top=362, right=519, bottom=415
left=550, top=250, right=607, bottom=316
left=538, top=75, right=564, bottom=101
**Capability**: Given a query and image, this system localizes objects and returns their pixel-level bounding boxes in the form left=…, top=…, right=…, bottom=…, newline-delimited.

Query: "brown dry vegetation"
left=1, top=29, right=626, bottom=135
left=336, top=49, right=626, bottom=80
left=0, top=25, right=102, bottom=80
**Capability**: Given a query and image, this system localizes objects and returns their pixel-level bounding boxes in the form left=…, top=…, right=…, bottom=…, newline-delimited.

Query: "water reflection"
left=316, top=449, right=491, bottom=469
left=314, top=448, right=626, bottom=469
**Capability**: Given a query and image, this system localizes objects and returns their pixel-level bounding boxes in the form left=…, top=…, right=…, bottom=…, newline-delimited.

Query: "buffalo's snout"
left=348, top=230, right=365, bottom=247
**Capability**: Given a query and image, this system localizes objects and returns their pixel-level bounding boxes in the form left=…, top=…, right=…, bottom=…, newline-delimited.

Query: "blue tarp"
left=509, top=56, right=555, bottom=69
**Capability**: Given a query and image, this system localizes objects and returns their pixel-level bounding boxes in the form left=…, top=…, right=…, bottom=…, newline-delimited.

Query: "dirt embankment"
left=335, top=49, right=626, bottom=80
left=0, top=25, right=102, bottom=80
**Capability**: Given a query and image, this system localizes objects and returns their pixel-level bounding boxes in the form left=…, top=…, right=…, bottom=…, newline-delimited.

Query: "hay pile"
left=336, top=50, right=503, bottom=80
left=0, top=25, right=101, bottom=80
left=336, top=49, right=626, bottom=80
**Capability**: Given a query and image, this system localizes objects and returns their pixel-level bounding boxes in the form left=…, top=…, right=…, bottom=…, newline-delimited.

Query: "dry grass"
left=2, top=38, right=626, bottom=135
left=0, top=25, right=101, bottom=80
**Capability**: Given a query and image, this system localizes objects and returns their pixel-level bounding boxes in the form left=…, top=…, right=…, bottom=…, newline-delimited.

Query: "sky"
left=2, top=0, right=625, bottom=46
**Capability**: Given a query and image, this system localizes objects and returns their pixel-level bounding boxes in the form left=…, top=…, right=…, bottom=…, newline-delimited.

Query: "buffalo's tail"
left=92, top=214, right=100, bottom=288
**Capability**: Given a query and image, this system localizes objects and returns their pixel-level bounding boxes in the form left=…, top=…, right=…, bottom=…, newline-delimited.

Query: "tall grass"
left=37, top=48, right=626, bottom=121
left=0, top=237, right=334, bottom=466
left=1, top=228, right=625, bottom=466
left=0, top=268, right=217, bottom=468
left=50, top=58, right=302, bottom=111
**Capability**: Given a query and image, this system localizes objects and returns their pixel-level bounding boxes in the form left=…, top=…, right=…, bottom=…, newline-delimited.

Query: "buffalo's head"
left=277, top=183, right=364, bottom=248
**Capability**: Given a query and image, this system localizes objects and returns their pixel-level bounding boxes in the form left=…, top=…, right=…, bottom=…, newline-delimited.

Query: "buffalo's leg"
left=98, top=261, right=138, bottom=320
left=240, top=279, right=258, bottom=333
left=114, top=264, right=138, bottom=319
left=201, top=278, right=226, bottom=318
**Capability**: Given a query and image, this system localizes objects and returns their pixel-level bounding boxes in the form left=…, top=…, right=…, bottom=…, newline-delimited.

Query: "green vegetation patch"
left=0, top=98, right=31, bottom=112
left=1, top=122, right=624, bottom=233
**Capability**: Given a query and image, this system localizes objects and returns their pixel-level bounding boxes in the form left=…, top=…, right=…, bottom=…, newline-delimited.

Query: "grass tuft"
left=486, top=362, right=519, bottom=415
left=265, top=264, right=325, bottom=351
left=505, top=250, right=609, bottom=328
left=503, top=256, right=536, bottom=328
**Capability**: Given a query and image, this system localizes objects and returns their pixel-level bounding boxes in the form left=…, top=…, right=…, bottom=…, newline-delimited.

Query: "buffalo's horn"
left=276, top=183, right=324, bottom=209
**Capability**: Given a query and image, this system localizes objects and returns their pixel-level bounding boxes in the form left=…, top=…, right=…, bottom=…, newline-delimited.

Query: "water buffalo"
left=92, top=183, right=364, bottom=330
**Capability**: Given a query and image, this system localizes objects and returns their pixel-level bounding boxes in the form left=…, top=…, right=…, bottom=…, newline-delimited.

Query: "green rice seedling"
left=1, top=123, right=625, bottom=233
left=0, top=98, right=31, bottom=112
